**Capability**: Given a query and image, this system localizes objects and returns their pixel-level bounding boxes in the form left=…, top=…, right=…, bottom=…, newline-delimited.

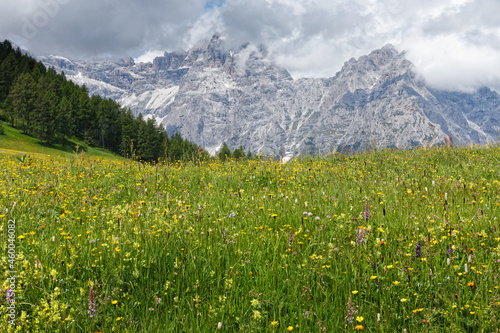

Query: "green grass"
left=0, top=120, right=122, bottom=159
left=1, top=140, right=500, bottom=332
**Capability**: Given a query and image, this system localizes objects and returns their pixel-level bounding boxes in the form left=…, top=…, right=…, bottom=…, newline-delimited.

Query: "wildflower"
left=356, top=316, right=364, bottom=322
left=467, top=281, right=475, bottom=287
left=156, top=297, right=162, bottom=304
left=400, top=298, right=407, bottom=303
left=271, top=321, right=278, bottom=326
left=355, top=325, right=364, bottom=330
left=345, top=297, right=358, bottom=324
left=88, top=285, right=96, bottom=318
left=253, top=310, right=261, bottom=320
left=251, top=299, right=260, bottom=307
left=364, top=203, right=370, bottom=221
left=35, top=258, right=40, bottom=268
left=149, top=307, right=154, bottom=311
left=356, top=228, right=367, bottom=246
left=111, top=300, right=118, bottom=305
left=446, top=245, right=453, bottom=257
left=287, top=326, right=293, bottom=331
left=370, top=275, right=377, bottom=280
left=415, top=242, right=421, bottom=258
left=352, top=290, right=359, bottom=294
left=218, top=322, right=223, bottom=330
left=6, top=287, right=14, bottom=303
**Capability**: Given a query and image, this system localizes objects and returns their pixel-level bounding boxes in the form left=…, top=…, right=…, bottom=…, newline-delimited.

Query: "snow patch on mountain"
left=69, top=72, right=125, bottom=93
left=120, top=86, right=179, bottom=113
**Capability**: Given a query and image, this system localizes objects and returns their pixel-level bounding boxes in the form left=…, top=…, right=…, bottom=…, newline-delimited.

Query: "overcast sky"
left=1, top=0, right=500, bottom=92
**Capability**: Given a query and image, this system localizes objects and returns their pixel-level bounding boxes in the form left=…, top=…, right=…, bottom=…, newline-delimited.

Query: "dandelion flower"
left=287, top=326, right=293, bottom=331
left=352, top=290, right=359, bottom=294
left=355, top=325, right=364, bottom=330
left=356, top=316, right=364, bottom=322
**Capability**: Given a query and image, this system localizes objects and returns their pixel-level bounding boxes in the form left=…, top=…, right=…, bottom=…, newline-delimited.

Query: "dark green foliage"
left=218, top=142, right=232, bottom=161
left=9, top=73, right=36, bottom=134
left=232, top=145, right=245, bottom=159
left=0, top=39, right=207, bottom=163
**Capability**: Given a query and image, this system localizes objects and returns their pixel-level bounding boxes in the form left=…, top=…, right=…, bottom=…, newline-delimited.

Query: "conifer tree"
left=9, top=73, right=36, bottom=134
left=57, top=96, right=72, bottom=145
left=0, top=52, right=19, bottom=103
left=218, top=142, right=232, bottom=161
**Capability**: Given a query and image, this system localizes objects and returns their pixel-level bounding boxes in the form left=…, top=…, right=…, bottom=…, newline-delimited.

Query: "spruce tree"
left=9, top=73, right=36, bottom=134
left=57, top=96, right=72, bottom=145
left=218, top=142, right=232, bottom=161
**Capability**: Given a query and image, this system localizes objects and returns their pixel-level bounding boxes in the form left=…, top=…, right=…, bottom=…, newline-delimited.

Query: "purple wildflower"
left=345, top=297, right=358, bottom=324
left=6, top=287, right=14, bottom=303
left=364, top=203, right=370, bottom=221
left=446, top=245, right=453, bottom=257
left=289, top=230, right=294, bottom=249
left=415, top=242, right=422, bottom=258
left=356, top=228, right=367, bottom=246
left=88, top=285, right=96, bottom=318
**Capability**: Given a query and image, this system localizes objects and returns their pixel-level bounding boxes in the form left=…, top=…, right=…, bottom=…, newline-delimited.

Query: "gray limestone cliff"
left=39, top=36, right=500, bottom=156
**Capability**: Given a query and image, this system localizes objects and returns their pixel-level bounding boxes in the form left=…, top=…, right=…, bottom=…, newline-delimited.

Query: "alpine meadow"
left=1, top=141, right=500, bottom=332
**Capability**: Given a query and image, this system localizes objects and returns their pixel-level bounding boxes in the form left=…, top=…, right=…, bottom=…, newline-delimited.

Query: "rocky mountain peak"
left=39, top=38, right=500, bottom=156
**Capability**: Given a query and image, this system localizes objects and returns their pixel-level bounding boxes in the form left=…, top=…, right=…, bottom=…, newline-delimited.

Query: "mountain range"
left=39, top=34, right=500, bottom=156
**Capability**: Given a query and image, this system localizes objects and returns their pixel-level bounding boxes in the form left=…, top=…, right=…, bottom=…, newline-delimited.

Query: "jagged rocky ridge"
left=39, top=35, right=500, bottom=156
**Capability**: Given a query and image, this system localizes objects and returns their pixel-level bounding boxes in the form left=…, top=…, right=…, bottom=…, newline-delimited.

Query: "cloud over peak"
left=1, top=0, right=499, bottom=92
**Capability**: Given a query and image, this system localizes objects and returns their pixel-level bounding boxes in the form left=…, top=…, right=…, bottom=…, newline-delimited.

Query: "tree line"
left=0, top=40, right=208, bottom=162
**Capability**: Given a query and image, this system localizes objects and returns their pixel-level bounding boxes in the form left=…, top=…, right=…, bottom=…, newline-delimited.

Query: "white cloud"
left=134, top=49, right=164, bottom=64
left=1, top=0, right=499, bottom=92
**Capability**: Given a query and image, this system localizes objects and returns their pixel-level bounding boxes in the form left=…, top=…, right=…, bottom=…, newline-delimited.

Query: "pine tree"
left=2, top=94, right=15, bottom=126
left=218, top=142, right=232, bottom=161
left=9, top=73, right=36, bottom=134
left=0, top=52, right=20, bottom=103
left=120, top=108, right=136, bottom=158
left=34, top=75, right=59, bottom=143
left=233, top=145, right=245, bottom=159
left=57, top=96, right=72, bottom=145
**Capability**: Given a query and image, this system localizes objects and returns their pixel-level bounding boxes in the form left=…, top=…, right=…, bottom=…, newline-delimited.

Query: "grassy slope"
left=0, top=120, right=122, bottom=160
